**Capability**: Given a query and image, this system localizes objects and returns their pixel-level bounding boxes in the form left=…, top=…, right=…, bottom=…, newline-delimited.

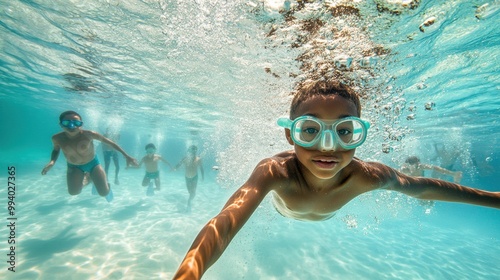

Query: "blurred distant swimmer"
left=41, top=111, right=138, bottom=201
left=131, top=143, right=172, bottom=195
left=102, top=126, right=121, bottom=185
left=175, top=145, right=204, bottom=212
left=401, top=156, right=462, bottom=183
left=173, top=80, right=500, bottom=280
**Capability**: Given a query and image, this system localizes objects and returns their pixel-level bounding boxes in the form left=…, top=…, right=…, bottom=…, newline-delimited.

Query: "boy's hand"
left=126, top=157, right=139, bottom=167
left=41, top=162, right=54, bottom=175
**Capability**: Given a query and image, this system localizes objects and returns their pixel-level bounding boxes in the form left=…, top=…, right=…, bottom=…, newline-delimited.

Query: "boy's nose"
left=319, top=131, right=337, bottom=151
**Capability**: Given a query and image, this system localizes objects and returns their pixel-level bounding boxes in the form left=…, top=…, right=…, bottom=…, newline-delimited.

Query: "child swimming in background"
left=134, top=143, right=172, bottom=191
left=174, top=145, right=205, bottom=211
left=173, top=80, right=500, bottom=279
left=102, top=126, right=121, bottom=185
left=41, top=111, right=138, bottom=200
left=401, top=156, right=462, bottom=183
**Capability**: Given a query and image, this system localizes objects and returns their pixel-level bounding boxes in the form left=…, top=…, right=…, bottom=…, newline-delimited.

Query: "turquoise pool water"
left=1, top=1, right=499, bottom=279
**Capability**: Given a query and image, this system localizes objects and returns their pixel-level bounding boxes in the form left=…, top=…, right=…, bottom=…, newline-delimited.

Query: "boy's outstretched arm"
left=173, top=160, right=273, bottom=279
left=90, top=131, right=138, bottom=167
left=41, top=138, right=61, bottom=175
left=385, top=166, right=500, bottom=209
left=128, top=157, right=144, bottom=169
left=174, top=158, right=185, bottom=170
left=160, top=157, right=173, bottom=169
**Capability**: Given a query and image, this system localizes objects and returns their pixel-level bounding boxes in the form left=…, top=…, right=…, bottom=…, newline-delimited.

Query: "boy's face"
left=60, top=114, right=83, bottom=135
left=287, top=95, right=358, bottom=180
left=146, top=147, right=156, bottom=156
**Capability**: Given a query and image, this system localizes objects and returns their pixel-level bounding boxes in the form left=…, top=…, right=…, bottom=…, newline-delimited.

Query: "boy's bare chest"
left=273, top=183, right=358, bottom=217
left=59, top=136, right=93, bottom=154
left=144, top=156, right=160, bottom=164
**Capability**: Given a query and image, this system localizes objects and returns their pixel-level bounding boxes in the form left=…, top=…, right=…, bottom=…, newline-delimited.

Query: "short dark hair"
left=59, top=110, right=81, bottom=122
left=290, top=80, right=361, bottom=118
left=145, top=143, right=156, bottom=150
left=405, top=156, right=420, bottom=165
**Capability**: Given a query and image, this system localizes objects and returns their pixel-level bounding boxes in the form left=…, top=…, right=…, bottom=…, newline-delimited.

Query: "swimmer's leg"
left=103, top=152, right=111, bottom=176
left=82, top=172, right=92, bottom=186
left=112, top=152, right=120, bottom=185
left=186, top=178, right=198, bottom=210
left=142, top=175, right=150, bottom=187
left=154, top=177, right=161, bottom=191
left=67, top=167, right=85, bottom=195
left=90, top=165, right=110, bottom=196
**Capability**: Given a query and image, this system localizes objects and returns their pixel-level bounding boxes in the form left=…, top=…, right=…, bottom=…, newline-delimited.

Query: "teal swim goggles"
left=277, top=116, right=371, bottom=150
left=60, top=120, right=83, bottom=129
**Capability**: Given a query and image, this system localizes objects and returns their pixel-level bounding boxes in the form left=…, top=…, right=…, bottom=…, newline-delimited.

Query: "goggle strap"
left=277, top=117, right=293, bottom=129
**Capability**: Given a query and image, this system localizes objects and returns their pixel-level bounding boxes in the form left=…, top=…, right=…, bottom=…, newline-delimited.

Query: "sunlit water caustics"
left=0, top=0, right=499, bottom=279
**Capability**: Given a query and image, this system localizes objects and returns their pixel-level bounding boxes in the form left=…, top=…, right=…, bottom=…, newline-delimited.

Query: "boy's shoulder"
left=82, top=129, right=101, bottom=137
left=256, top=151, right=298, bottom=174
left=272, top=150, right=296, bottom=159
left=52, top=131, right=65, bottom=138
left=345, top=158, right=400, bottom=189
left=246, top=151, right=298, bottom=188
left=346, top=157, right=388, bottom=173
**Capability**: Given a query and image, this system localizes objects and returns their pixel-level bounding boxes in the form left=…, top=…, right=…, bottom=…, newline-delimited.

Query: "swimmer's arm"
left=174, top=158, right=186, bottom=170
left=129, top=157, right=144, bottom=169
left=160, top=157, right=173, bottom=168
left=173, top=161, right=273, bottom=279
left=41, top=137, right=61, bottom=175
left=421, top=164, right=455, bottom=176
left=384, top=167, right=499, bottom=209
left=421, top=164, right=463, bottom=183
left=199, top=159, right=204, bottom=180
left=89, top=131, right=138, bottom=166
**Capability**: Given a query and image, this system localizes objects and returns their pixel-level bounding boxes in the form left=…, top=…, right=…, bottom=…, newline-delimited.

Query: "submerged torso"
left=267, top=151, right=372, bottom=221
left=184, top=156, right=201, bottom=178
left=54, top=130, right=96, bottom=165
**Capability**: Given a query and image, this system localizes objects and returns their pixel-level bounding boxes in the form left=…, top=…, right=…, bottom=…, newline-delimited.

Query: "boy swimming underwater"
left=173, top=80, right=499, bottom=279
left=41, top=111, right=138, bottom=199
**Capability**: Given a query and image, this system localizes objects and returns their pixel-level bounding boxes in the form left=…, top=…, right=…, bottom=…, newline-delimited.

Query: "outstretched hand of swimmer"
left=41, top=162, right=54, bottom=175
left=126, top=157, right=139, bottom=168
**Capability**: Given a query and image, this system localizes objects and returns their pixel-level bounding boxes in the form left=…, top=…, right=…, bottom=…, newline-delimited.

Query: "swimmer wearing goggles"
left=60, top=119, right=84, bottom=129
left=277, top=115, right=370, bottom=150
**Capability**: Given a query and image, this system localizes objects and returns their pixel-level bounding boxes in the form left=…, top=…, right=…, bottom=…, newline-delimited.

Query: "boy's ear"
left=284, top=129, right=294, bottom=145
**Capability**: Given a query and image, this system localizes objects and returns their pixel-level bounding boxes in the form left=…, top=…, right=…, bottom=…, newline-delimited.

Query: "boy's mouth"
left=312, top=158, right=338, bottom=169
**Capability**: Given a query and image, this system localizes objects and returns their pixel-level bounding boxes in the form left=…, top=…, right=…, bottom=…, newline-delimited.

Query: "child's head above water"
left=290, top=79, right=362, bottom=118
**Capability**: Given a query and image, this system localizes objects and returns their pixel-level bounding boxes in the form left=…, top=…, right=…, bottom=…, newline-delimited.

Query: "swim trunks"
left=185, top=174, right=198, bottom=185
left=67, top=156, right=100, bottom=173
left=103, top=150, right=118, bottom=161
left=145, top=171, right=160, bottom=179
